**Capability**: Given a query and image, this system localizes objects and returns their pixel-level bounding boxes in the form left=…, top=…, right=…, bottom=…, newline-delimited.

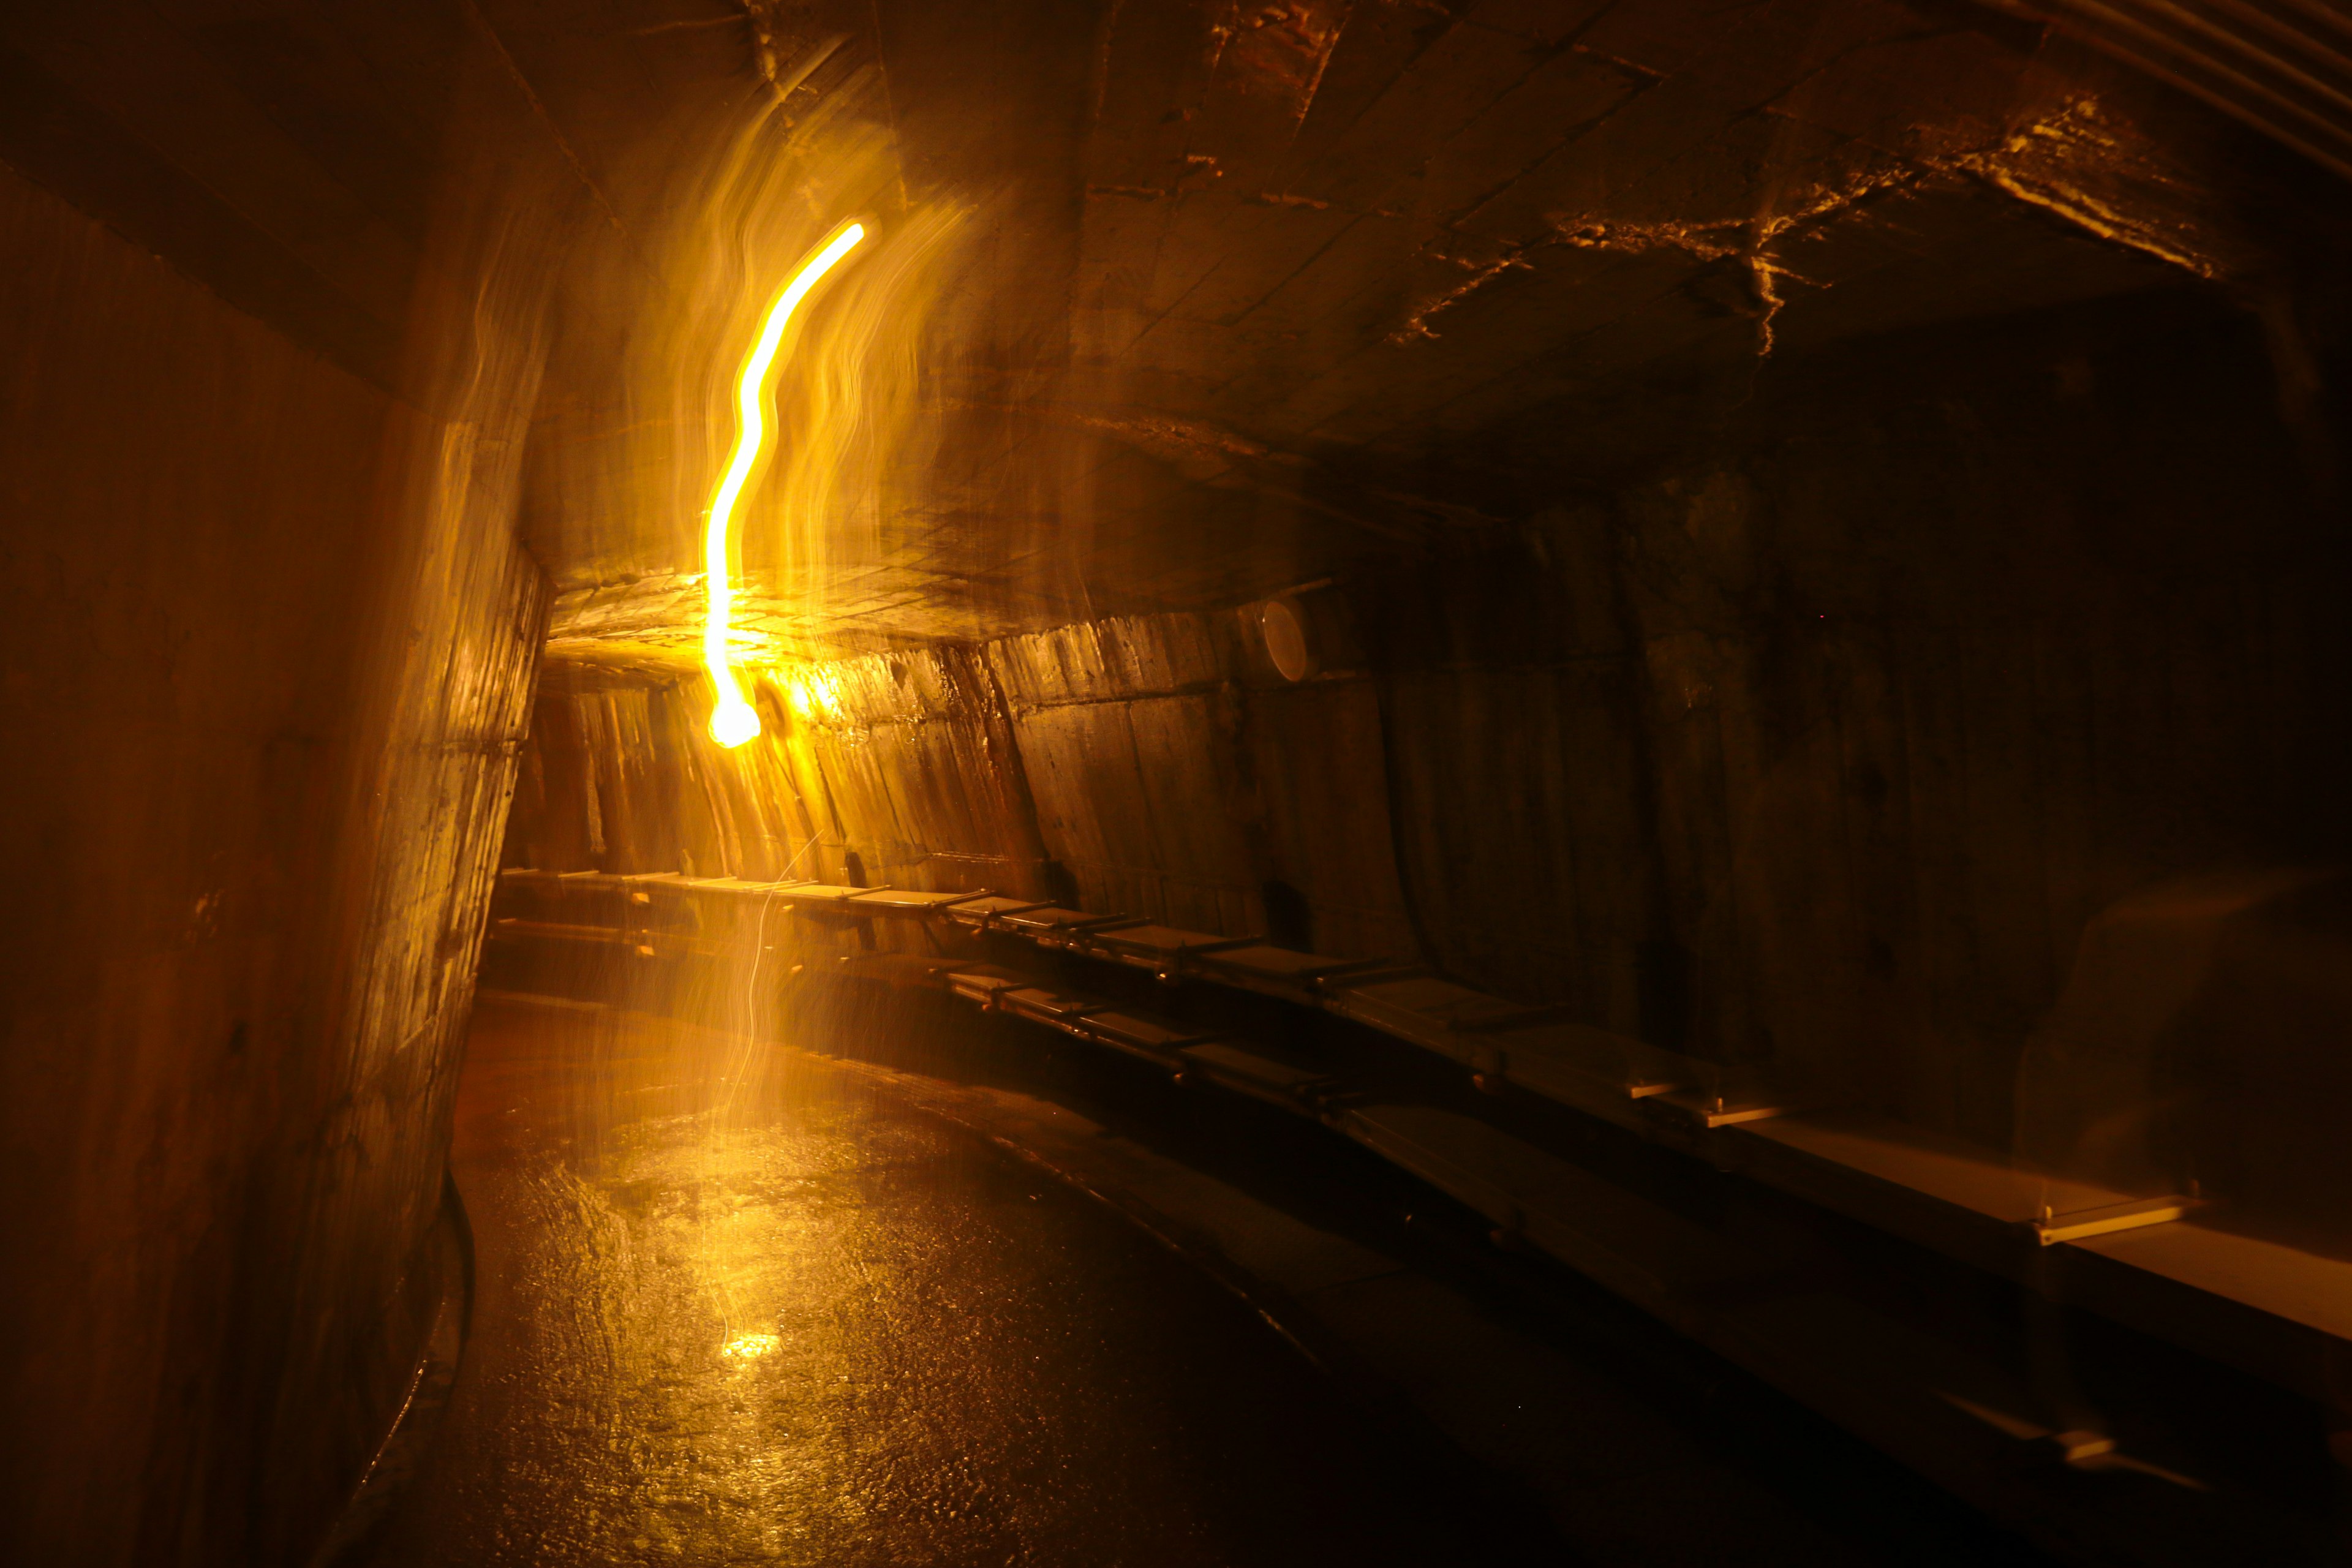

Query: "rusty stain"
left=1252, top=190, right=1332, bottom=208
left=1943, top=97, right=2230, bottom=279
left=1550, top=216, right=1746, bottom=262
left=1378, top=92, right=2231, bottom=355
left=1748, top=257, right=1797, bottom=355
left=1221, top=2, right=1354, bottom=129
left=1386, top=249, right=1536, bottom=343
left=1383, top=214, right=1760, bottom=347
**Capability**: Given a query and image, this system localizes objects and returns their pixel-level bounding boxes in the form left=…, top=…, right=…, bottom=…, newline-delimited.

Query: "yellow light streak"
left=704, top=221, right=867, bottom=747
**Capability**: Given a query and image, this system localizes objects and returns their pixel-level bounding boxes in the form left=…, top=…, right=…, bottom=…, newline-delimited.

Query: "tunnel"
left=7, top=1, right=2352, bottom=1563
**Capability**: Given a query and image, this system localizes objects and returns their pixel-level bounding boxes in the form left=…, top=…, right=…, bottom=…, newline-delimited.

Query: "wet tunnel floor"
left=363, top=998, right=1544, bottom=1567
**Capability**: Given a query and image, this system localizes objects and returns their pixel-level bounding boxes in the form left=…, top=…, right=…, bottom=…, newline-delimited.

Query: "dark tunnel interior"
left=7, top=2, right=2352, bottom=1564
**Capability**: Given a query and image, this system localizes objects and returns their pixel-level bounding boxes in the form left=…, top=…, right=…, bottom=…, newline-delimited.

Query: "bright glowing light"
left=720, top=1332, right=780, bottom=1362
left=782, top=664, right=843, bottom=722
left=709, top=699, right=763, bottom=748
left=704, top=221, right=867, bottom=747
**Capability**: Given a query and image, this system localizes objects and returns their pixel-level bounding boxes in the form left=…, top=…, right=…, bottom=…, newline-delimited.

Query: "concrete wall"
left=516, top=285, right=2348, bottom=1173
left=0, top=159, right=547, bottom=1565
left=1390, top=290, right=2351, bottom=1149
left=513, top=612, right=1422, bottom=964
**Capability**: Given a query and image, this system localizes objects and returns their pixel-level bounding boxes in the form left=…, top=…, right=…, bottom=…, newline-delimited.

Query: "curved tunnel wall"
left=0, top=154, right=548, bottom=1565
left=516, top=280, right=2352, bottom=1186
left=6, top=1, right=2351, bottom=1560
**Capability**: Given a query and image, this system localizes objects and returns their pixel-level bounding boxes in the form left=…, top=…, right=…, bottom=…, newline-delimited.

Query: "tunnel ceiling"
left=7, top=0, right=2340, bottom=663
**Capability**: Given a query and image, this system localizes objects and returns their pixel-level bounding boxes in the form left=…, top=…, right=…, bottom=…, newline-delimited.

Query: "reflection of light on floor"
left=721, top=1331, right=781, bottom=1362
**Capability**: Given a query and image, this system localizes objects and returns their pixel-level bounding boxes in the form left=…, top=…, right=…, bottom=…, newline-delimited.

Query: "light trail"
left=704, top=220, right=866, bottom=747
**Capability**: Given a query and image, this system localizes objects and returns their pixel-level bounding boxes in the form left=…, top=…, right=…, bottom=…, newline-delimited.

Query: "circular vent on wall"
left=1259, top=600, right=1312, bottom=682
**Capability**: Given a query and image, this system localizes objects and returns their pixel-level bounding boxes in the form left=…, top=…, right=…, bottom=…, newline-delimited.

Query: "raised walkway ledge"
left=487, top=867, right=2352, bottom=1541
